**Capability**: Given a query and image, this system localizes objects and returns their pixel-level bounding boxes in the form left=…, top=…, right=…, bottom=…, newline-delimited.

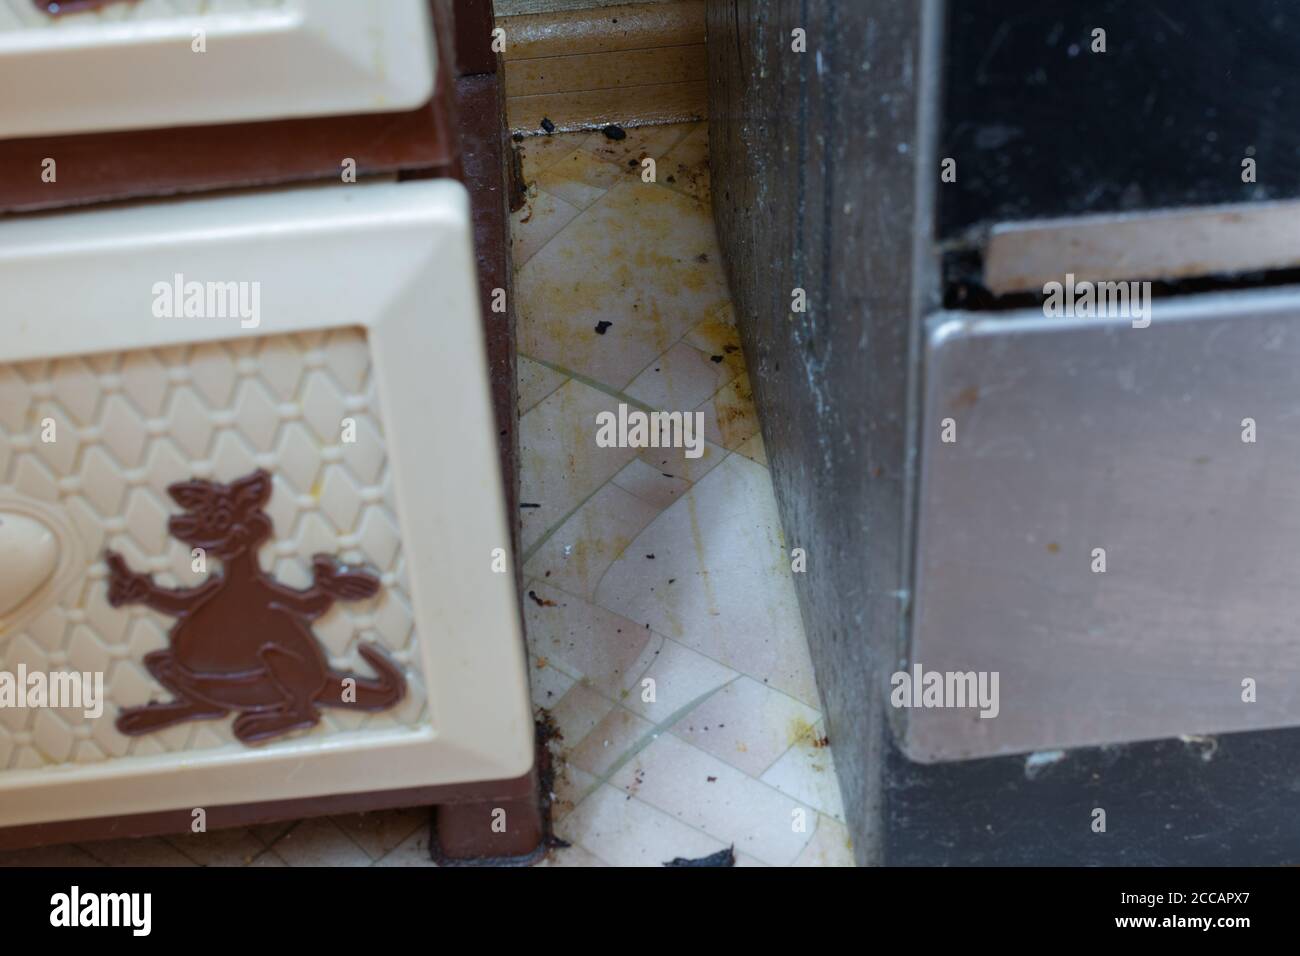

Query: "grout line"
left=517, top=351, right=657, bottom=411
left=326, top=814, right=384, bottom=863
left=554, top=676, right=743, bottom=814
left=516, top=353, right=572, bottom=415
left=247, top=846, right=285, bottom=868
left=520, top=467, right=637, bottom=567
left=526, top=573, right=825, bottom=733
left=556, top=685, right=823, bottom=867
left=582, top=453, right=734, bottom=597
left=524, top=575, right=722, bottom=688
left=513, top=187, right=584, bottom=268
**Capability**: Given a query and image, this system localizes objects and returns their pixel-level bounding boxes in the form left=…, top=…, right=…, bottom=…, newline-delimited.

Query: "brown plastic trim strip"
left=0, top=771, right=536, bottom=852
left=0, top=84, right=454, bottom=215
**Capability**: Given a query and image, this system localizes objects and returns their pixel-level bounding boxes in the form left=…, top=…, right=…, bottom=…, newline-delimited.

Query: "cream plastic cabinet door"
left=0, top=0, right=435, bottom=138
left=0, top=180, right=533, bottom=828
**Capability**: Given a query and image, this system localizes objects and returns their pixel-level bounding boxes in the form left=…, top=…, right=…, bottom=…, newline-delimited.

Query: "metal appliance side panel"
left=906, top=288, right=1300, bottom=762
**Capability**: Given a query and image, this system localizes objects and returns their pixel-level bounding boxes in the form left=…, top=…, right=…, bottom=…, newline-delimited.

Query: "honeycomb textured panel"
left=0, top=328, right=428, bottom=772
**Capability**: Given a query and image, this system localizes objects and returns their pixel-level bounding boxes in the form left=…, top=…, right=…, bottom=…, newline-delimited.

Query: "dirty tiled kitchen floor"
left=514, top=123, right=850, bottom=867
left=0, top=123, right=850, bottom=869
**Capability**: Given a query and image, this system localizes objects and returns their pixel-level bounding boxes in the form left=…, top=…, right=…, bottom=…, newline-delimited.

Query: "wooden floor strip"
left=500, top=1, right=705, bottom=60
left=504, top=44, right=706, bottom=98
left=507, top=79, right=706, bottom=134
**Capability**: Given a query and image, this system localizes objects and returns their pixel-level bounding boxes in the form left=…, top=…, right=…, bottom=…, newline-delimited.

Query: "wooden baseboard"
left=501, top=1, right=706, bottom=135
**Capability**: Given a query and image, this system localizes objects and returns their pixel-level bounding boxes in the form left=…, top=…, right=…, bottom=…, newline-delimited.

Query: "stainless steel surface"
left=983, top=200, right=1300, bottom=295
left=904, top=286, right=1300, bottom=761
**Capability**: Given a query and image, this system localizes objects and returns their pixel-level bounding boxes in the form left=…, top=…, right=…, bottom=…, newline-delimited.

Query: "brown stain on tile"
left=787, top=716, right=819, bottom=748
left=710, top=374, right=759, bottom=448
left=665, top=143, right=711, bottom=204
left=683, top=491, right=718, bottom=628
left=518, top=179, right=730, bottom=389
left=689, top=308, right=746, bottom=375
left=562, top=530, right=635, bottom=593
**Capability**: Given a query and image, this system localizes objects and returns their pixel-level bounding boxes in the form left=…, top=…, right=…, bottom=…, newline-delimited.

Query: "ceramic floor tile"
left=82, top=836, right=197, bottom=867
left=735, top=431, right=768, bottom=466
left=698, top=373, right=762, bottom=450
left=622, top=637, right=738, bottom=723
left=250, top=819, right=297, bottom=848
left=517, top=180, right=729, bottom=390
left=535, top=147, right=626, bottom=210
left=269, top=817, right=372, bottom=867
left=624, top=340, right=734, bottom=412
left=508, top=122, right=845, bottom=867
left=523, top=481, right=661, bottom=599
left=611, top=457, right=693, bottom=511
left=581, top=123, right=696, bottom=171
left=550, top=759, right=599, bottom=822
left=547, top=681, right=617, bottom=746
left=517, top=356, right=568, bottom=415
left=595, top=453, right=820, bottom=707
left=530, top=653, right=577, bottom=709
left=165, top=827, right=267, bottom=867
left=683, top=301, right=739, bottom=348
left=659, top=122, right=711, bottom=204
left=248, top=849, right=290, bottom=867
left=513, top=187, right=582, bottom=268
left=534, top=844, right=610, bottom=867
left=519, top=378, right=640, bottom=552
left=0, top=843, right=104, bottom=867
left=793, top=815, right=856, bottom=867
left=372, top=827, right=437, bottom=868
left=671, top=676, right=823, bottom=777
left=636, top=436, right=726, bottom=484
left=331, top=808, right=428, bottom=861
left=565, top=704, right=656, bottom=777
left=525, top=581, right=660, bottom=700
left=558, top=783, right=729, bottom=867
left=608, top=733, right=816, bottom=866
left=517, top=131, right=591, bottom=184
left=760, top=720, right=846, bottom=822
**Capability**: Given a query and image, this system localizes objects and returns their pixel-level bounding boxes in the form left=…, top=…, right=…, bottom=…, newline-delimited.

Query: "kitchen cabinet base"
left=430, top=779, right=549, bottom=865
left=0, top=770, right=542, bottom=854
left=428, top=718, right=559, bottom=865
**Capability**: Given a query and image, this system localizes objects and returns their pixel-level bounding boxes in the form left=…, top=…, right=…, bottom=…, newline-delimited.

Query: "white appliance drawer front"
left=0, top=180, right=532, bottom=828
left=0, top=0, right=435, bottom=139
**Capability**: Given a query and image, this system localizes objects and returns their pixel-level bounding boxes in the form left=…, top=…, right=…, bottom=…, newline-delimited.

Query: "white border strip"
left=983, top=199, right=1300, bottom=295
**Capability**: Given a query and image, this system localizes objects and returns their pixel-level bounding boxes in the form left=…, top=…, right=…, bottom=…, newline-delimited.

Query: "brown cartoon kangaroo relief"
left=105, top=469, right=406, bottom=744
